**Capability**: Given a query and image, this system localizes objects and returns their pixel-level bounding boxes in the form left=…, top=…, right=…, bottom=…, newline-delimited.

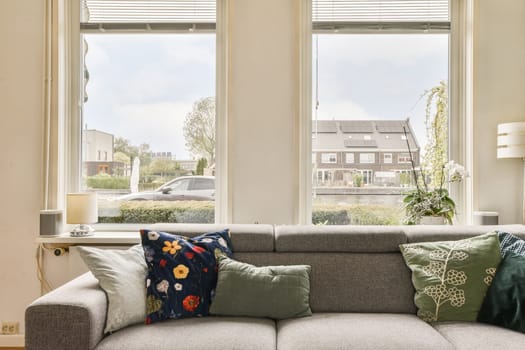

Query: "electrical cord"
left=36, top=244, right=55, bottom=294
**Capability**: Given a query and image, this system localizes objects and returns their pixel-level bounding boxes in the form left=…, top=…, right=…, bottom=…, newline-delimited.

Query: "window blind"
left=313, top=0, right=450, bottom=33
left=81, top=0, right=216, bottom=32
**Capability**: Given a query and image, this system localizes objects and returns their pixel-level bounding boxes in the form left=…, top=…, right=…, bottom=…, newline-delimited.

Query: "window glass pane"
left=359, top=153, right=375, bottom=164
left=312, top=34, right=449, bottom=225
left=166, top=179, right=191, bottom=191
left=321, top=153, right=337, bottom=163
left=81, top=34, right=216, bottom=224
left=192, top=178, right=214, bottom=190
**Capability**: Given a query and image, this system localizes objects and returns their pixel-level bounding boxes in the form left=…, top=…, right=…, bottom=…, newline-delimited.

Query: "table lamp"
left=497, top=121, right=525, bottom=223
left=67, top=192, right=98, bottom=237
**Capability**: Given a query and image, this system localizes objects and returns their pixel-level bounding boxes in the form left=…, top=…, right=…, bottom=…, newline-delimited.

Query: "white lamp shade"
left=497, top=122, right=525, bottom=158
left=67, top=193, right=98, bottom=224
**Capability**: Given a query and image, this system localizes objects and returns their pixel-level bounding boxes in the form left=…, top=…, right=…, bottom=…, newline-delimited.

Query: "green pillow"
left=400, top=232, right=501, bottom=322
left=209, top=257, right=312, bottom=319
left=478, top=252, right=525, bottom=333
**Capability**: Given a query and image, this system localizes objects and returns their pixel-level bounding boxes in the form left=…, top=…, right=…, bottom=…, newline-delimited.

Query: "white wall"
left=0, top=0, right=44, bottom=334
left=473, top=0, right=525, bottom=224
left=228, top=0, right=300, bottom=224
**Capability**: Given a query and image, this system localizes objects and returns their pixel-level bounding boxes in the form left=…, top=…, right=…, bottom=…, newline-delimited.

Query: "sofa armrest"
left=25, top=272, right=107, bottom=350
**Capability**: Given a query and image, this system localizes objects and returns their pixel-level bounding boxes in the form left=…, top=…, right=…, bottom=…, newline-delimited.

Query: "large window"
left=311, top=0, right=450, bottom=225
left=79, top=0, right=216, bottom=224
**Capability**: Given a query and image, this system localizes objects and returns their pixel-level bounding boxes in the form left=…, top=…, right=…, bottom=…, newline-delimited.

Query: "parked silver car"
left=118, top=176, right=215, bottom=201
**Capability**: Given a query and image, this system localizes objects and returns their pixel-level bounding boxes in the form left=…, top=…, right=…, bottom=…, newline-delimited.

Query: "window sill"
left=35, top=231, right=140, bottom=245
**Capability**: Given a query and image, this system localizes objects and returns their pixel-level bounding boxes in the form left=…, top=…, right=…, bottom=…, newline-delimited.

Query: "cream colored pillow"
left=77, top=245, right=147, bottom=333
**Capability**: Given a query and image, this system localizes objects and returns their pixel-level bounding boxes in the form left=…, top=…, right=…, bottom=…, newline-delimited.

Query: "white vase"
left=420, top=216, right=446, bottom=225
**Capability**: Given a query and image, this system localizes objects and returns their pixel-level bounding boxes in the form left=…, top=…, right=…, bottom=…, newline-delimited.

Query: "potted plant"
left=403, top=184, right=456, bottom=225
left=403, top=156, right=468, bottom=225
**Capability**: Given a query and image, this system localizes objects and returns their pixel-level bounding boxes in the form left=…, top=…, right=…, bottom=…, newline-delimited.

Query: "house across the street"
left=312, top=119, right=420, bottom=188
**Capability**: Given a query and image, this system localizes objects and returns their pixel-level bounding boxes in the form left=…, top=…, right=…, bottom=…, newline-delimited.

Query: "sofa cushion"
left=141, top=229, right=232, bottom=324
left=77, top=245, right=148, bottom=333
left=434, top=321, right=525, bottom=350
left=275, top=225, right=406, bottom=252
left=477, top=252, right=525, bottom=333
left=400, top=232, right=501, bottom=322
left=210, top=257, right=312, bottom=319
left=277, top=313, right=454, bottom=350
left=94, top=317, right=276, bottom=350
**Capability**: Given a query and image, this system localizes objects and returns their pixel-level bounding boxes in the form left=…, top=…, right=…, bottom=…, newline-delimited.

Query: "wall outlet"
left=1, top=321, right=19, bottom=335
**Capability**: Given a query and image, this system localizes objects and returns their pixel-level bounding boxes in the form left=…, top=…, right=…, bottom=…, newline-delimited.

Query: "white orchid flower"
left=445, top=161, right=469, bottom=183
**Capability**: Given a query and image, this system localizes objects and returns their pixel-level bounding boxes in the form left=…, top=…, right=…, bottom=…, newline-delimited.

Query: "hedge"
left=98, top=201, right=402, bottom=225
left=312, top=204, right=403, bottom=225
left=99, top=201, right=214, bottom=224
left=86, top=175, right=130, bottom=189
left=312, top=208, right=350, bottom=225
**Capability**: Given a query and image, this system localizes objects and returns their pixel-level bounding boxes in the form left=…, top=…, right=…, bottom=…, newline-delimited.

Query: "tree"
left=422, top=80, right=448, bottom=188
left=147, top=159, right=186, bottom=178
left=183, top=97, right=215, bottom=164
left=114, top=151, right=131, bottom=165
left=114, top=137, right=152, bottom=169
left=195, top=158, right=208, bottom=175
left=113, top=151, right=131, bottom=176
left=137, top=143, right=152, bottom=167
left=114, top=137, right=138, bottom=160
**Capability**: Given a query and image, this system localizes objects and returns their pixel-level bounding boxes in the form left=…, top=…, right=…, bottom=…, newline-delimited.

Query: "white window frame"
left=321, top=153, right=337, bottom=164
left=383, top=153, right=392, bottom=164
left=397, top=153, right=411, bottom=164
left=51, top=0, right=227, bottom=228
left=317, top=169, right=333, bottom=183
left=345, top=153, right=354, bottom=164
left=359, top=153, right=375, bottom=164
left=358, top=169, right=373, bottom=185
left=300, top=0, right=474, bottom=224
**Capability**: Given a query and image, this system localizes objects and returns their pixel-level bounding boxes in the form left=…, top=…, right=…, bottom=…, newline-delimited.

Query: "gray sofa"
left=26, top=223, right=525, bottom=350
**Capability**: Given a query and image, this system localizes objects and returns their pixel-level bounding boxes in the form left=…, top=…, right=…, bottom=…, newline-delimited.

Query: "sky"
left=83, top=32, right=448, bottom=160
left=83, top=34, right=216, bottom=160
left=314, top=34, right=449, bottom=152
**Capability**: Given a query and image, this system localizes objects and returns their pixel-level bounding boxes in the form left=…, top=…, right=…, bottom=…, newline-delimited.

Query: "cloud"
left=84, top=34, right=215, bottom=104
left=164, top=35, right=216, bottom=66
left=316, top=34, right=448, bottom=67
left=84, top=39, right=110, bottom=66
left=112, top=102, right=195, bottom=159
left=316, top=99, right=374, bottom=120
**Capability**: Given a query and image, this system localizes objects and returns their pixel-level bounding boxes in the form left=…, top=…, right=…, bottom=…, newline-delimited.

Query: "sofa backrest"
left=270, top=225, right=415, bottom=313
left=149, top=223, right=275, bottom=252
left=150, top=223, right=525, bottom=314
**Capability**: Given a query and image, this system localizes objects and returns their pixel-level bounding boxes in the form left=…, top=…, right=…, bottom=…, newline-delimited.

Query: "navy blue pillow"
left=497, top=231, right=525, bottom=258
left=140, top=229, right=232, bottom=324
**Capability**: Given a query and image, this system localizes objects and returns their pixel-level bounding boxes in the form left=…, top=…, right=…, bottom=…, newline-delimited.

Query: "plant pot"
left=420, top=216, right=446, bottom=225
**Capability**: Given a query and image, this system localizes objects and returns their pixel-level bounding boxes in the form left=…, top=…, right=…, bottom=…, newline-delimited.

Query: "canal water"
left=313, top=194, right=404, bottom=206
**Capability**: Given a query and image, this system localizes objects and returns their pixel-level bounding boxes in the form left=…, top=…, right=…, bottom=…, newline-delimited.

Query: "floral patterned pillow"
left=400, top=232, right=501, bottom=322
left=140, top=229, right=232, bottom=324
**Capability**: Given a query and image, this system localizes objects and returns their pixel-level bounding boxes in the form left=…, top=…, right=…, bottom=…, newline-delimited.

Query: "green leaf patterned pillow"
left=400, top=232, right=501, bottom=322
